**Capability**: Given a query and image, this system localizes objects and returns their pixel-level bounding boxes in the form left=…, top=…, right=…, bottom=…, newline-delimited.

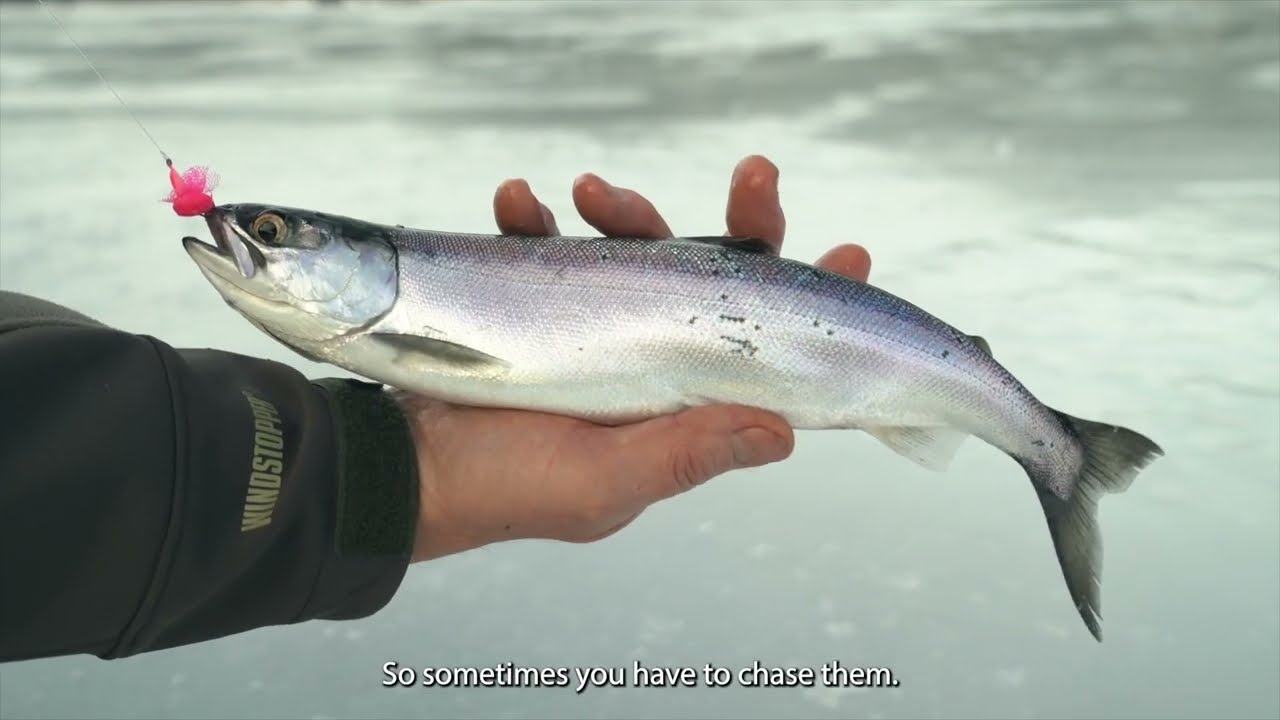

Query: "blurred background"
left=1, top=1, right=1278, bottom=719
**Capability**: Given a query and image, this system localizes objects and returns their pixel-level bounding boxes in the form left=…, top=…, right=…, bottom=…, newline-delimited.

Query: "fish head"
left=182, top=204, right=398, bottom=348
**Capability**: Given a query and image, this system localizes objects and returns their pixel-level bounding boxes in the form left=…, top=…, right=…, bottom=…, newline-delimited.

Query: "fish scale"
left=182, top=202, right=1165, bottom=642
left=387, top=229, right=992, bottom=385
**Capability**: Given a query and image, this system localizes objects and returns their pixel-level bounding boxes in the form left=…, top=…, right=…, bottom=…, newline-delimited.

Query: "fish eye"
left=250, top=213, right=288, bottom=244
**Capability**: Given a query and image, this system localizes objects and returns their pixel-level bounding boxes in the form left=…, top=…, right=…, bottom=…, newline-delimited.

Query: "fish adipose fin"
left=1032, top=409, right=1164, bottom=642
left=866, top=425, right=968, bottom=471
left=967, top=334, right=993, bottom=356
left=369, top=333, right=510, bottom=372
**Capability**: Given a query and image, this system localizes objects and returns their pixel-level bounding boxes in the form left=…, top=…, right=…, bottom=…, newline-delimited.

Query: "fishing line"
left=36, top=0, right=171, bottom=164
left=35, top=0, right=218, bottom=215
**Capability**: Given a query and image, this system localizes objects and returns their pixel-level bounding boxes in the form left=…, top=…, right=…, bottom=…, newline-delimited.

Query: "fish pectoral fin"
left=865, top=425, right=968, bottom=472
left=967, top=334, right=993, bottom=357
left=367, top=333, right=510, bottom=373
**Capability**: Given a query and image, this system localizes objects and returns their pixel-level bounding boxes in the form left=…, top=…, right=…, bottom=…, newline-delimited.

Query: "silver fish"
left=183, top=203, right=1164, bottom=641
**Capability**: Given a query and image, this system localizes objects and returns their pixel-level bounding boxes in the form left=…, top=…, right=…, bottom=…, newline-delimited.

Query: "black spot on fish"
left=826, top=329, right=834, bottom=336
left=600, top=251, right=610, bottom=261
left=578, top=346, right=584, bottom=352
left=719, top=335, right=759, bottom=358
left=719, top=314, right=746, bottom=323
left=720, top=293, right=729, bottom=301
left=1050, top=442, right=1055, bottom=449
left=813, top=319, right=821, bottom=327
left=942, top=349, right=950, bottom=358
left=688, top=316, right=698, bottom=325
left=1032, top=440, right=1046, bottom=447
left=754, top=324, right=761, bottom=331
left=807, top=268, right=822, bottom=281
left=711, top=269, right=721, bottom=277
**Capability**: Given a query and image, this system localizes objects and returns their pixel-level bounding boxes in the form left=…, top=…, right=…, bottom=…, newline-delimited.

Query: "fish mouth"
left=181, top=209, right=260, bottom=280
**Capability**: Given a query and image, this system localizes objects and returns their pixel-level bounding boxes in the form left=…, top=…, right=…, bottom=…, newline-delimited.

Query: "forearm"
left=0, top=291, right=419, bottom=661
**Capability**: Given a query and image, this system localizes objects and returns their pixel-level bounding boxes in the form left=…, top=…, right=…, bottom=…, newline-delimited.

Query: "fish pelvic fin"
left=866, top=425, right=968, bottom=471
left=1031, top=409, right=1164, bottom=642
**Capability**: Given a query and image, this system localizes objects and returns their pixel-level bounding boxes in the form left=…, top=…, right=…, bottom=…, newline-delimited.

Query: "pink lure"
left=163, top=160, right=218, bottom=216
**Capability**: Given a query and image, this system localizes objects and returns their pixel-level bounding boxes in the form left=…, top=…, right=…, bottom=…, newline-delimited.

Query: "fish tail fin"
left=1029, top=409, right=1164, bottom=642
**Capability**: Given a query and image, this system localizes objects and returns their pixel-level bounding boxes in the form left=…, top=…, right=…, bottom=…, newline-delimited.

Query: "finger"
left=815, top=243, right=873, bottom=283
left=597, top=404, right=794, bottom=507
left=493, top=178, right=560, bottom=236
left=572, top=173, right=674, bottom=239
left=571, top=510, right=644, bottom=544
left=724, top=154, right=785, bottom=252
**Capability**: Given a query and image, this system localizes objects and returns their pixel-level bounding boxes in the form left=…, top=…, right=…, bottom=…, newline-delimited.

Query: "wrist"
left=391, top=392, right=488, bottom=563
left=313, top=379, right=419, bottom=558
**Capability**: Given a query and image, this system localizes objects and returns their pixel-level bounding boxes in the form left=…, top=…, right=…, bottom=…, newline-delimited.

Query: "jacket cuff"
left=305, top=379, right=419, bottom=620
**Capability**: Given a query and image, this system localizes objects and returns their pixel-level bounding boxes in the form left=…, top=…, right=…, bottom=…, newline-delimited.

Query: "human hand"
left=400, top=155, right=873, bottom=563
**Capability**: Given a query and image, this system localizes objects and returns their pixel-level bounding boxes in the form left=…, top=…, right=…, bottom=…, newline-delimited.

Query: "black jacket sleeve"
left=0, top=291, right=420, bottom=662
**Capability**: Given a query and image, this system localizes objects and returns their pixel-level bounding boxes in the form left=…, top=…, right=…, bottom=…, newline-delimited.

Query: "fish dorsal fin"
left=669, top=236, right=776, bottom=255
left=968, top=334, right=993, bottom=357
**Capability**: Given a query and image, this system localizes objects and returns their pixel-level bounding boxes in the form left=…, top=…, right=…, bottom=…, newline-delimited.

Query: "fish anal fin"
left=866, top=425, right=968, bottom=471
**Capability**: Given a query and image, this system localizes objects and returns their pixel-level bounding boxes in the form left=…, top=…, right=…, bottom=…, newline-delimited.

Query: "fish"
left=182, top=202, right=1164, bottom=641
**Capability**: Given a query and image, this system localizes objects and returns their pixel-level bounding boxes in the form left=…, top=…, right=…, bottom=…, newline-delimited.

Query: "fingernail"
left=539, top=204, right=559, bottom=235
left=730, top=427, right=790, bottom=468
left=589, top=175, right=623, bottom=201
left=734, top=155, right=778, bottom=186
left=730, top=161, right=748, bottom=192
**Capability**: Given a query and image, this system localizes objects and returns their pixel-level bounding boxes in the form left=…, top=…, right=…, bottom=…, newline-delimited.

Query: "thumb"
left=602, top=404, right=795, bottom=505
